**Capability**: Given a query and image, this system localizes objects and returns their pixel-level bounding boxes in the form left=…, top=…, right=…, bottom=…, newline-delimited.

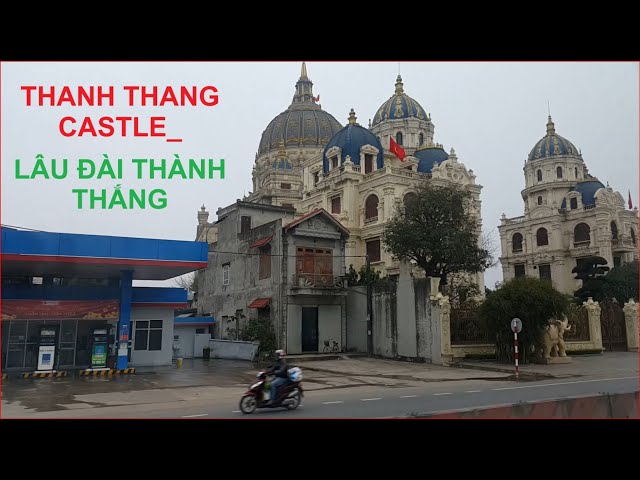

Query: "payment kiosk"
left=91, top=328, right=109, bottom=368
left=37, top=327, right=58, bottom=371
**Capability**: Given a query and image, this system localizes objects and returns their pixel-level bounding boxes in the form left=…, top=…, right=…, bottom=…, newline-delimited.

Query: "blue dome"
left=323, top=112, right=384, bottom=173
left=528, top=117, right=580, bottom=162
left=560, top=180, right=605, bottom=209
left=273, top=158, right=293, bottom=169
left=372, top=75, right=428, bottom=127
left=414, top=146, right=449, bottom=174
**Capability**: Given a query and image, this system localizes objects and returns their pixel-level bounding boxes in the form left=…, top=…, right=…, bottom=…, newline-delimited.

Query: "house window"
left=574, top=223, right=591, bottom=246
left=222, top=264, right=230, bottom=285
left=313, top=172, right=319, bottom=186
left=512, top=233, right=523, bottom=253
left=537, top=196, right=543, bottom=205
left=514, top=264, right=525, bottom=278
left=611, top=221, right=618, bottom=240
left=556, top=166, right=563, bottom=179
left=240, top=215, right=251, bottom=233
left=570, top=197, right=578, bottom=210
left=281, top=183, right=291, bottom=189
left=396, top=132, right=403, bottom=146
left=574, top=167, right=578, bottom=179
left=364, top=154, right=374, bottom=174
left=419, top=133, right=424, bottom=146
left=296, top=247, right=333, bottom=285
left=536, top=228, right=549, bottom=246
left=538, top=264, right=552, bottom=282
left=631, top=228, right=637, bottom=245
left=365, top=194, right=379, bottom=222
left=134, top=320, right=163, bottom=351
left=331, top=156, right=339, bottom=169
left=196, top=328, right=206, bottom=334
left=537, top=170, right=542, bottom=182
left=282, top=203, right=294, bottom=209
left=366, top=239, right=381, bottom=263
left=331, top=196, right=341, bottom=214
left=259, top=245, right=271, bottom=279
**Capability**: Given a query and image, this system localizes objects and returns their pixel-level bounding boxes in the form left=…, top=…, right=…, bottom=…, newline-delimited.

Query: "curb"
left=80, top=368, right=136, bottom=376
left=453, top=362, right=557, bottom=379
left=22, top=371, right=68, bottom=379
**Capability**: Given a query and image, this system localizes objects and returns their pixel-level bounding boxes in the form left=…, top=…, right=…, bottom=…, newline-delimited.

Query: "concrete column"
left=437, top=294, right=453, bottom=366
left=622, top=299, right=639, bottom=352
left=583, top=297, right=603, bottom=352
left=117, top=270, right=133, bottom=369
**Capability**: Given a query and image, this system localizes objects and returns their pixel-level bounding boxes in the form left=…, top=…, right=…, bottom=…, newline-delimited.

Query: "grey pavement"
left=1, top=352, right=637, bottom=418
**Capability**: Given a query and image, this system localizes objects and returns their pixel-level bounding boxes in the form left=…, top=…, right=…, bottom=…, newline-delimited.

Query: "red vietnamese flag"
left=389, top=136, right=406, bottom=161
left=629, top=190, right=633, bottom=209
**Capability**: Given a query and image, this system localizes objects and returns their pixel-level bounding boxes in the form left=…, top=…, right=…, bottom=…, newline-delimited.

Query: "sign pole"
left=514, top=331, right=519, bottom=379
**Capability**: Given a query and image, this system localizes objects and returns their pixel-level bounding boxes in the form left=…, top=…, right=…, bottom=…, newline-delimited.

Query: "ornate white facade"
left=498, top=116, right=639, bottom=295
left=244, top=64, right=485, bottom=292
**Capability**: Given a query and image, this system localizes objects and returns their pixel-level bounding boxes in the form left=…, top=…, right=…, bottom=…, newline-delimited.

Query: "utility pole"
left=366, top=255, right=373, bottom=356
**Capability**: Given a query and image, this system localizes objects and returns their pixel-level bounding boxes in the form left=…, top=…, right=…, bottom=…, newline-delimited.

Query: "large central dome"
left=258, top=63, right=342, bottom=155
left=371, top=75, right=428, bottom=127
left=528, top=116, right=581, bottom=162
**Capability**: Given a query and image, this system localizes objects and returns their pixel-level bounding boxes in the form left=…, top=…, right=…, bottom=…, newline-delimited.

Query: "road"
left=5, top=374, right=637, bottom=419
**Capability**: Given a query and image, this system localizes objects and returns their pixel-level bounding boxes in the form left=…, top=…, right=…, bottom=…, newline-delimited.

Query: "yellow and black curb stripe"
left=80, top=368, right=136, bottom=376
left=22, top=371, right=68, bottom=379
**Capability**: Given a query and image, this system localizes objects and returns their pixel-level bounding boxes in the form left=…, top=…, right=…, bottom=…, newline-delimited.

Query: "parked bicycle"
left=323, top=339, right=340, bottom=353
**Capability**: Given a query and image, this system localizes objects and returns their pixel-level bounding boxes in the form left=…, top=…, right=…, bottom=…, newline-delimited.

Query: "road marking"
left=323, top=401, right=344, bottom=405
left=232, top=410, right=241, bottom=413
left=492, top=376, right=638, bottom=391
left=182, top=413, right=208, bottom=418
left=434, top=392, right=453, bottom=396
left=465, top=390, right=482, bottom=393
left=400, top=395, right=418, bottom=398
left=361, top=397, right=382, bottom=401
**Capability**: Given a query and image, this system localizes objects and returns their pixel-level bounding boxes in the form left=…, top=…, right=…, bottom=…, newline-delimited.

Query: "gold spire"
left=348, top=108, right=358, bottom=125
left=395, top=75, right=404, bottom=95
left=546, top=115, right=556, bottom=135
left=301, top=62, right=308, bottom=80
left=278, top=139, right=288, bottom=157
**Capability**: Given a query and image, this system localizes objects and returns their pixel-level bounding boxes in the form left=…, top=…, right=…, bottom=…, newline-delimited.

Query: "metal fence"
left=450, top=307, right=491, bottom=345
left=564, top=304, right=590, bottom=342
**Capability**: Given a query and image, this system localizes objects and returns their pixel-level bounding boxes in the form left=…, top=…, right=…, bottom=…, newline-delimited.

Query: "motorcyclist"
left=266, top=349, right=288, bottom=404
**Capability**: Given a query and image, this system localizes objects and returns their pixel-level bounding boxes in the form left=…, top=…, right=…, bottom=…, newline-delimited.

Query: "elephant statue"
left=540, top=315, right=571, bottom=360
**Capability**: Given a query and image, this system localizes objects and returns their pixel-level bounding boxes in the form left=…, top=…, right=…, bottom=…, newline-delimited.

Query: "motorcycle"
left=239, top=369, right=303, bottom=414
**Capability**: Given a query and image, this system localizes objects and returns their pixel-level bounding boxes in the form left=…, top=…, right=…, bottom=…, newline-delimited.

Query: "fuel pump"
left=37, top=327, right=58, bottom=371
left=91, top=328, right=108, bottom=368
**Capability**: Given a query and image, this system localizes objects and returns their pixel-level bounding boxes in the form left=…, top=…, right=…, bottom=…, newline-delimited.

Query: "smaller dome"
left=414, top=146, right=449, bottom=174
left=323, top=109, right=384, bottom=173
left=372, top=75, right=429, bottom=127
left=528, top=116, right=580, bottom=162
left=560, top=180, right=606, bottom=209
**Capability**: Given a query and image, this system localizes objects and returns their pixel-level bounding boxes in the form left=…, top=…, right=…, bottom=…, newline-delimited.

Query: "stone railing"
left=291, top=273, right=343, bottom=289
left=504, top=216, right=525, bottom=224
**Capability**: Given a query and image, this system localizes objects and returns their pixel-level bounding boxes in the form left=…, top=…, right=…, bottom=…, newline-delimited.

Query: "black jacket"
left=270, top=358, right=289, bottom=379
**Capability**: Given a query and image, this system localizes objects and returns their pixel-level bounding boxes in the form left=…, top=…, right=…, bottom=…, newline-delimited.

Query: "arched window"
left=631, top=228, right=637, bottom=245
left=570, top=197, right=578, bottom=210
left=556, top=166, right=563, bottom=179
left=574, top=167, right=578, bottom=179
left=512, top=233, right=523, bottom=253
left=537, top=196, right=543, bottom=205
left=396, top=132, right=403, bottom=146
left=537, top=170, right=542, bottom=182
left=418, top=133, right=424, bottom=146
left=403, top=192, right=418, bottom=211
left=536, top=228, right=549, bottom=246
left=611, top=221, right=618, bottom=240
left=574, top=223, right=591, bottom=245
left=365, top=194, right=379, bottom=221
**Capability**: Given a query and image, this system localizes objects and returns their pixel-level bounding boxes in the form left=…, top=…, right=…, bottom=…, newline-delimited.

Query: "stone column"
left=622, top=299, right=639, bottom=352
left=438, top=294, right=453, bottom=366
left=583, top=297, right=603, bottom=351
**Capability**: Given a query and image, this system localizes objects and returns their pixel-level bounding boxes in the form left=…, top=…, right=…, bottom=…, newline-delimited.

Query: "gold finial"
left=348, top=108, right=358, bottom=125
left=301, top=62, right=308, bottom=79
left=546, top=115, right=555, bottom=135
left=395, top=75, right=404, bottom=95
left=278, top=139, right=288, bottom=157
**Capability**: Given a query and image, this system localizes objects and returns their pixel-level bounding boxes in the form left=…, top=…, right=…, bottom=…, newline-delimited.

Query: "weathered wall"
left=346, top=286, right=367, bottom=352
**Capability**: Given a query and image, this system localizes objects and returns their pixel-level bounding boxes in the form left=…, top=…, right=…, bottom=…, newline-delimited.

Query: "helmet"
left=275, top=349, right=286, bottom=358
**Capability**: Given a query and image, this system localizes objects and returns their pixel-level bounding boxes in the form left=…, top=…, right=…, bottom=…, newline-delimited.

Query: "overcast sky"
left=2, top=62, right=638, bottom=289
